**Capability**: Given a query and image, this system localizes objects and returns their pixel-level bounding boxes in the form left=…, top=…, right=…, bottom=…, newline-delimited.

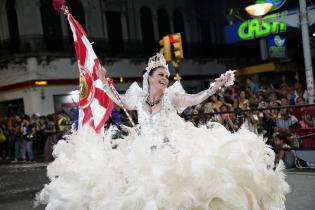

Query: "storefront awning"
left=236, top=62, right=276, bottom=75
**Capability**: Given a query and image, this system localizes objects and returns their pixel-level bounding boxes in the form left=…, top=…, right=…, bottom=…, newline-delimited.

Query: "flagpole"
left=106, top=78, right=140, bottom=135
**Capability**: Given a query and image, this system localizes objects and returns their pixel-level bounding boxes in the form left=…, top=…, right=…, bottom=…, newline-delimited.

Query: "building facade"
left=0, top=0, right=260, bottom=116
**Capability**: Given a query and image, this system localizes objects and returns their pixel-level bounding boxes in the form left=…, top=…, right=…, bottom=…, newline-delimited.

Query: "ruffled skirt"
left=37, top=122, right=289, bottom=210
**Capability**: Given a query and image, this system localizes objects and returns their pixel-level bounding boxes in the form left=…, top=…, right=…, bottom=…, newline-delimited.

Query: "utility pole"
left=299, top=0, right=314, bottom=103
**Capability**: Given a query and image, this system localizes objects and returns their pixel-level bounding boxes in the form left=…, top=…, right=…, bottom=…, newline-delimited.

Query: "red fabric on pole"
left=67, top=13, right=113, bottom=133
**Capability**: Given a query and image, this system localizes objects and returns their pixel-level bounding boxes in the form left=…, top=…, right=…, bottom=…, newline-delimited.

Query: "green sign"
left=238, top=19, right=287, bottom=40
left=225, top=11, right=289, bottom=43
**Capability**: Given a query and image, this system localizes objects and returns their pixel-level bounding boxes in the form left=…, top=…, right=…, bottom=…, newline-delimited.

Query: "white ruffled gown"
left=37, top=82, right=290, bottom=210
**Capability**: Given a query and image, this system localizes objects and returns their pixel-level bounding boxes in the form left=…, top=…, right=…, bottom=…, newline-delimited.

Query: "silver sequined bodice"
left=137, top=91, right=180, bottom=138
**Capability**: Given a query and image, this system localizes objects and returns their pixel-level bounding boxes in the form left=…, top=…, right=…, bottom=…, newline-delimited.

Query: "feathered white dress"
left=37, top=82, right=290, bottom=210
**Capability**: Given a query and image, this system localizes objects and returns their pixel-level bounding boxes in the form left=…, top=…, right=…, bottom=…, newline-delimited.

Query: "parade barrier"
left=293, top=149, right=315, bottom=168
left=292, top=128, right=315, bottom=148
left=185, top=104, right=315, bottom=168
left=289, top=129, right=315, bottom=168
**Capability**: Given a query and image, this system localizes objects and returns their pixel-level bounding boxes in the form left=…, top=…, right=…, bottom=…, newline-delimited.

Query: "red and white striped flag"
left=53, top=0, right=113, bottom=133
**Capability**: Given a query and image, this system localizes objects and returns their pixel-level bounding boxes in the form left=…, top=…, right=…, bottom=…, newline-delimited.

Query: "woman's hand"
left=212, top=70, right=235, bottom=90
left=96, top=65, right=108, bottom=84
left=215, top=74, right=229, bottom=87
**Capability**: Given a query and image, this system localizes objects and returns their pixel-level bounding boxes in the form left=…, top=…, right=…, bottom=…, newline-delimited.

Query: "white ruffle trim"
left=37, top=123, right=289, bottom=210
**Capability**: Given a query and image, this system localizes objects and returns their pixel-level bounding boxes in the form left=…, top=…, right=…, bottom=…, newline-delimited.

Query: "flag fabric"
left=67, top=13, right=113, bottom=133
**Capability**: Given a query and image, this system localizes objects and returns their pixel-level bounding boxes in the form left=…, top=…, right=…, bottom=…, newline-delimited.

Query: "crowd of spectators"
left=1, top=72, right=314, bottom=168
left=178, top=72, right=315, bottom=168
left=103, top=72, right=315, bottom=168
left=0, top=112, right=71, bottom=163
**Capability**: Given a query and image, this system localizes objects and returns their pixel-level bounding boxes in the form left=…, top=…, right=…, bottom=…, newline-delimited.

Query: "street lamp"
left=245, top=2, right=273, bottom=60
left=245, top=3, right=273, bottom=17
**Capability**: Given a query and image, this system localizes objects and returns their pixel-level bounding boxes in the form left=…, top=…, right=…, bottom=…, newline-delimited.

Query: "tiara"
left=145, top=53, right=168, bottom=72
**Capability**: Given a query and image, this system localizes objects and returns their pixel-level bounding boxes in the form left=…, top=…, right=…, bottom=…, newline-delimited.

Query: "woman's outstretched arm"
left=170, top=71, right=235, bottom=108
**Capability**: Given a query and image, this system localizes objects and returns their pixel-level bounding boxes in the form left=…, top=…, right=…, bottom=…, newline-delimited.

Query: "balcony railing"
left=0, top=35, right=261, bottom=62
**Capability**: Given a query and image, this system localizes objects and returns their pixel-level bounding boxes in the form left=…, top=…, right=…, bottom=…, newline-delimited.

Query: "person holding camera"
left=21, top=115, right=36, bottom=162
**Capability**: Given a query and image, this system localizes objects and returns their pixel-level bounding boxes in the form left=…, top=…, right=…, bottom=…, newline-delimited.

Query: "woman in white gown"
left=37, top=53, right=289, bottom=210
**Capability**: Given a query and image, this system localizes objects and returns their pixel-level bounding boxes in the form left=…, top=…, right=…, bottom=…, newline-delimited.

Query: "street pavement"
left=285, top=169, right=315, bottom=210
left=0, top=162, right=47, bottom=210
left=0, top=162, right=314, bottom=210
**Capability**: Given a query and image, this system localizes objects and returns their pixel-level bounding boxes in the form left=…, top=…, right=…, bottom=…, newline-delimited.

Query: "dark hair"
left=47, top=114, right=53, bottom=121
left=296, top=96, right=305, bottom=102
left=212, top=94, right=219, bottom=99
left=142, top=66, right=166, bottom=77
left=275, top=134, right=285, bottom=141
left=149, top=67, right=160, bottom=76
left=23, top=115, right=30, bottom=121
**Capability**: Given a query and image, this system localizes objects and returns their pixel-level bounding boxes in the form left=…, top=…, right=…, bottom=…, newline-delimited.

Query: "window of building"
left=157, top=8, right=171, bottom=38
left=6, top=0, right=20, bottom=52
left=67, top=0, right=86, bottom=29
left=140, top=6, right=155, bottom=54
left=106, top=11, right=124, bottom=53
left=66, top=0, right=86, bottom=51
left=40, top=0, right=63, bottom=51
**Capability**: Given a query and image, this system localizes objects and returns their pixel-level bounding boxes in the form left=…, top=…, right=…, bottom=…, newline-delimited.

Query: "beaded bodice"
left=137, top=91, right=179, bottom=138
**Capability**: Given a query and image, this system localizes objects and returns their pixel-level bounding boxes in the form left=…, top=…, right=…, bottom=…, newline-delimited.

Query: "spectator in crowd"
left=31, top=114, right=41, bottom=155
left=44, top=115, right=57, bottom=162
left=273, top=81, right=291, bottom=100
left=223, top=86, right=237, bottom=106
left=0, top=122, right=9, bottom=159
left=203, top=97, right=214, bottom=123
left=276, top=109, right=298, bottom=132
left=242, top=107, right=259, bottom=134
left=259, top=101, right=276, bottom=139
left=246, top=77, right=259, bottom=92
left=210, top=94, right=223, bottom=112
left=57, top=112, right=70, bottom=136
left=7, top=113, right=16, bottom=159
left=238, top=90, right=249, bottom=110
left=298, top=108, right=315, bottom=128
left=233, top=106, right=244, bottom=128
left=250, top=93, right=261, bottom=108
left=218, top=104, right=237, bottom=132
left=268, top=92, right=278, bottom=105
left=195, top=104, right=206, bottom=125
left=280, top=97, right=290, bottom=107
left=273, top=133, right=295, bottom=168
left=11, top=114, right=25, bottom=163
left=293, top=82, right=308, bottom=103
left=36, top=116, right=47, bottom=155
left=292, top=96, right=306, bottom=120
left=21, top=115, right=35, bottom=162
left=191, top=108, right=201, bottom=127
left=280, top=75, right=290, bottom=89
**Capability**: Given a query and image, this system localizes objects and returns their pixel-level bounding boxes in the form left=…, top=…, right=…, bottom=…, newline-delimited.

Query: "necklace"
left=146, top=97, right=161, bottom=107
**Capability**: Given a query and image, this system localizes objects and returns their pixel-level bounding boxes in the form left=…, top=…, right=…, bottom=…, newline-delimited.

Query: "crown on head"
left=145, top=53, right=169, bottom=73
